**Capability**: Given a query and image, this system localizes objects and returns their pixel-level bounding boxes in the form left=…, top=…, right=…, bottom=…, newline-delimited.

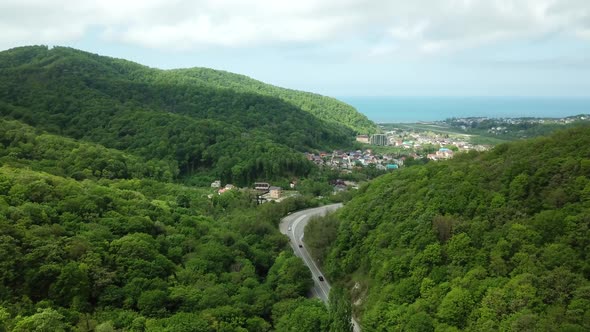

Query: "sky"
left=1, top=0, right=590, bottom=97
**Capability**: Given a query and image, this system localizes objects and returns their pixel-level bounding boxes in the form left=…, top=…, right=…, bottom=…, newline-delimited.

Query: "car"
left=288, top=226, right=292, bottom=231
left=298, top=244, right=303, bottom=248
left=318, top=276, right=324, bottom=281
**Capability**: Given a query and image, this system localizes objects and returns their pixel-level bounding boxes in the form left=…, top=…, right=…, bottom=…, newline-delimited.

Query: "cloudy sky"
left=2, top=0, right=590, bottom=97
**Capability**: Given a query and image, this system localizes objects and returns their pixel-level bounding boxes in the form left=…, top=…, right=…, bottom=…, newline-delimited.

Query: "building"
left=436, top=148, right=454, bottom=159
left=356, top=135, right=370, bottom=144
left=370, top=134, right=388, bottom=146
left=218, top=184, right=235, bottom=195
left=254, top=182, right=270, bottom=191
left=211, top=180, right=221, bottom=188
left=269, top=186, right=282, bottom=199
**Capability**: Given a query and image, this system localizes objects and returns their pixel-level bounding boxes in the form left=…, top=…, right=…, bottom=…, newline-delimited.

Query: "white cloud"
left=0, top=0, right=589, bottom=55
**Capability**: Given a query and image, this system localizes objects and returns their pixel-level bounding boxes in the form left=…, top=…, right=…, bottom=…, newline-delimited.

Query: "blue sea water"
left=339, top=96, right=590, bottom=123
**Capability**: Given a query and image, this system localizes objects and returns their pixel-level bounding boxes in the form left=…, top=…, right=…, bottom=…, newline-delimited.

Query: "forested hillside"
left=324, top=125, right=590, bottom=331
left=0, top=116, right=339, bottom=331
left=0, top=46, right=370, bottom=331
left=0, top=119, right=176, bottom=181
left=165, top=67, right=377, bottom=134
left=0, top=45, right=372, bottom=185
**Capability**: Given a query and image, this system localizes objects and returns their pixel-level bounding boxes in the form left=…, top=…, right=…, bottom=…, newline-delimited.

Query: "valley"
left=0, top=45, right=589, bottom=332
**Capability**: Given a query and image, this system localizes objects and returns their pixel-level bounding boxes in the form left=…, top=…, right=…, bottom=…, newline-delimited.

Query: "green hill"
left=0, top=46, right=373, bottom=330
left=165, top=67, right=377, bottom=135
left=0, top=45, right=375, bottom=185
left=0, top=117, right=332, bottom=331
left=322, top=125, right=590, bottom=331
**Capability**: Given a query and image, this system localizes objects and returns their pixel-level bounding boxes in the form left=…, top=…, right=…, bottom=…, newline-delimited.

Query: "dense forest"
left=0, top=45, right=375, bottom=331
left=0, top=115, right=352, bottom=331
left=6, top=44, right=590, bottom=332
left=319, top=125, right=590, bottom=331
left=0, top=45, right=374, bottom=186
left=164, top=67, right=377, bottom=135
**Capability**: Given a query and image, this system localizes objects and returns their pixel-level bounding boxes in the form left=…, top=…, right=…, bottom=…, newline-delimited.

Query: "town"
left=446, top=114, right=589, bottom=128
left=444, top=114, right=590, bottom=137
left=303, top=127, right=491, bottom=173
left=356, top=128, right=491, bottom=155
left=305, top=149, right=404, bottom=170
left=209, top=115, right=590, bottom=200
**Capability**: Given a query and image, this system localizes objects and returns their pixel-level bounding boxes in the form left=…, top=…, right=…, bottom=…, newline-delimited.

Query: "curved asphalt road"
left=279, top=203, right=361, bottom=332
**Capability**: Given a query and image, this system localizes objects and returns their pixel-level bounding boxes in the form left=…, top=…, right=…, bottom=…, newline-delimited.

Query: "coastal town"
left=314, top=114, right=590, bottom=172
left=305, top=150, right=404, bottom=170
left=356, top=128, right=490, bottom=154
left=444, top=114, right=590, bottom=138
left=304, top=126, right=491, bottom=172
left=212, top=115, right=590, bottom=199
left=445, top=114, right=589, bottom=129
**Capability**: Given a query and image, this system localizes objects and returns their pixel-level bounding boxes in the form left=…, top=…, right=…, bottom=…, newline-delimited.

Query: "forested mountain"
left=0, top=45, right=374, bottom=185
left=0, top=116, right=339, bottom=331
left=165, top=67, right=377, bottom=135
left=0, top=46, right=365, bottom=331
left=323, top=125, right=590, bottom=331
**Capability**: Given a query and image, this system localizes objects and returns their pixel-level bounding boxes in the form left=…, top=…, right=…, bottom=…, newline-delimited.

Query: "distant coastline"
left=339, top=96, right=590, bottom=123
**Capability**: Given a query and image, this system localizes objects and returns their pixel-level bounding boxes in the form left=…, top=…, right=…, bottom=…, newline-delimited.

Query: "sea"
left=339, top=96, right=590, bottom=123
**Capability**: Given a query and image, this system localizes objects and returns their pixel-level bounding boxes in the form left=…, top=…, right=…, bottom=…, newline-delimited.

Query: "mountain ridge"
left=0, top=45, right=376, bottom=134
left=0, top=45, right=376, bottom=185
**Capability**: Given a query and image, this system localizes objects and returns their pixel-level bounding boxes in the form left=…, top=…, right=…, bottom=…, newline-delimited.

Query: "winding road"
left=279, top=203, right=361, bottom=332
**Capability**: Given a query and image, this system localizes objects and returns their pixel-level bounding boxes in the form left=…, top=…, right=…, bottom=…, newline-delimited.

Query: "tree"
left=432, top=215, right=454, bottom=243
left=436, top=287, right=474, bottom=328
left=144, top=312, right=209, bottom=332
left=446, top=233, right=473, bottom=266
left=13, top=308, right=68, bottom=332
left=49, top=262, right=90, bottom=308
left=328, top=286, right=353, bottom=332
left=405, top=311, right=434, bottom=332
left=509, top=173, right=530, bottom=202
left=0, top=306, right=10, bottom=332
left=267, top=252, right=313, bottom=299
left=274, top=299, right=329, bottom=332
left=138, top=290, right=169, bottom=317
left=304, top=214, right=340, bottom=265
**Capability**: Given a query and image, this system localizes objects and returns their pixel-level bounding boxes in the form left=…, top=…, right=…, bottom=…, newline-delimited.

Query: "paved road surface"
left=279, top=203, right=361, bottom=332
